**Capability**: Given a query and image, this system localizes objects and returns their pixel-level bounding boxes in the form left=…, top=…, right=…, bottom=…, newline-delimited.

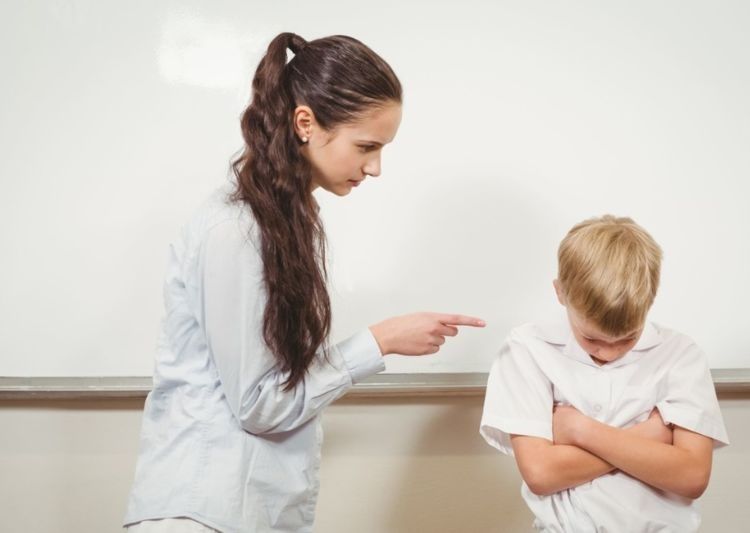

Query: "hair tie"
left=288, top=34, right=308, bottom=56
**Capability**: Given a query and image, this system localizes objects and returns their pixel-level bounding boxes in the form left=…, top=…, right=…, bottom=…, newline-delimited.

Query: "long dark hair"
left=231, top=33, right=402, bottom=389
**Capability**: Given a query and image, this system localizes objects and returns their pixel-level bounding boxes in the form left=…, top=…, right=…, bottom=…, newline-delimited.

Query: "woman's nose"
left=363, top=155, right=381, bottom=177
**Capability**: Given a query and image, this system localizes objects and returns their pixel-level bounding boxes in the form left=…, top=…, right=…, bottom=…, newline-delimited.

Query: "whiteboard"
left=2, top=0, right=748, bottom=376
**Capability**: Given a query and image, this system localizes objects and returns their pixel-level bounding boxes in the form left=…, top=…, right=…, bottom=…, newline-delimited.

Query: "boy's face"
left=554, top=280, right=643, bottom=365
left=566, top=307, right=643, bottom=365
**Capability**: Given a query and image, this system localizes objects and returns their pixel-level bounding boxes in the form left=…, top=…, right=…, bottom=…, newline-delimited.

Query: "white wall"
left=1, top=393, right=748, bottom=532
left=2, top=1, right=749, bottom=376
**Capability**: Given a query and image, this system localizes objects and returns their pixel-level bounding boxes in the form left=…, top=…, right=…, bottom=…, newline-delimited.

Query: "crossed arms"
left=510, top=407, right=714, bottom=499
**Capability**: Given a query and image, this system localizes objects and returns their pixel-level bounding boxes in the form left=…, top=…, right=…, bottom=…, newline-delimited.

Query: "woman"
left=124, top=32, right=484, bottom=533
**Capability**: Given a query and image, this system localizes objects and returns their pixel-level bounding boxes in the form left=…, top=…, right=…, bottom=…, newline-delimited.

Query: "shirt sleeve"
left=199, top=217, right=385, bottom=435
left=479, top=329, right=554, bottom=455
left=655, top=341, right=729, bottom=447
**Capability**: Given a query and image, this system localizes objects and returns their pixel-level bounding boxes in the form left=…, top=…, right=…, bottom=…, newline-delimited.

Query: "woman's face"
left=300, top=101, right=402, bottom=196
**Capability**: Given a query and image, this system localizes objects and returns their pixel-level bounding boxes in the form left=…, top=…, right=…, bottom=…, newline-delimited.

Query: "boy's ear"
left=553, top=279, right=566, bottom=306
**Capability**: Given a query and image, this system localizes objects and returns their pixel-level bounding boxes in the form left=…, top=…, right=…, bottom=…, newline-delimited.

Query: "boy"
left=480, top=215, right=729, bottom=532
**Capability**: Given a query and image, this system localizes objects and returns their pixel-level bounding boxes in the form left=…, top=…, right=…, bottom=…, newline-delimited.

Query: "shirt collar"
left=630, top=321, right=662, bottom=351
left=532, top=313, right=663, bottom=368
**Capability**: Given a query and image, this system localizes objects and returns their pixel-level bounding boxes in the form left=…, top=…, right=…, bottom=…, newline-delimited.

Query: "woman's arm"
left=511, top=409, right=673, bottom=496
left=554, top=405, right=713, bottom=499
left=224, top=313, right=482, bottom=436
left=370, top=312, right=485, bottom=355
left=202, top=220, right=483, bottom=435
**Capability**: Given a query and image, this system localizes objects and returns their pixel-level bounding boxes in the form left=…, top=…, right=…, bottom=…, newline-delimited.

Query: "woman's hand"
left=369, top=312, right=485, bottom=356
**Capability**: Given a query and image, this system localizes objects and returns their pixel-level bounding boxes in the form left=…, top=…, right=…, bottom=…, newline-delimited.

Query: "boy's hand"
left=552, top=404, right=591, bottom=446
left=554, top=406, right=673, bottom=448
left=627, top=409, right=673, bottom=445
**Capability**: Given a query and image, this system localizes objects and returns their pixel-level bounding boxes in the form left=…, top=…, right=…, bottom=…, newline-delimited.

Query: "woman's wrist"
left=368, top=323, right=390, bottom=356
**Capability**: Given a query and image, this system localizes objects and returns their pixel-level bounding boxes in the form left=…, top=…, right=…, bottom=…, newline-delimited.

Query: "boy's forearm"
left=514, top=414, right=677, bottom=496
left=511, top=436, right=614, bottom=495
left=539, top=444, right=615, bottom=494
left=529, top=421, right=667, bottom=494
left=571, top=419, right=711, bottom=499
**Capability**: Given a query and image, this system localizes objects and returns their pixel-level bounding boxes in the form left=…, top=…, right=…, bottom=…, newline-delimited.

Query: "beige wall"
left=1, top=393, right=748, bottom=532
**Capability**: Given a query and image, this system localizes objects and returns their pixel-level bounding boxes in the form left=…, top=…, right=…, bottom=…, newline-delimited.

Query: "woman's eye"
left=358, top=145, right=375, bottom=153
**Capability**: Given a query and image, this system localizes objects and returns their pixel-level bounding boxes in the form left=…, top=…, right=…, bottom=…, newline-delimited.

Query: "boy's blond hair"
left=557, top=215, right=662, bottom=336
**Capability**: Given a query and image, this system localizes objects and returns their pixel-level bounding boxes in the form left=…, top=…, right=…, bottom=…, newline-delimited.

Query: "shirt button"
left=594, top=404, right=602, bottom=412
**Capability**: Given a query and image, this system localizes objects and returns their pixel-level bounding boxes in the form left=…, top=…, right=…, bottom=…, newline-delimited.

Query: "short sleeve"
left=480, top=329, right=554, bottom=455
left=656, top=342, right=729, bottom=447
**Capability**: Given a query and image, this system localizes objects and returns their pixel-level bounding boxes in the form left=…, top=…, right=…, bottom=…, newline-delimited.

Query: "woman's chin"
left=314, top=179, right=356, bottom=197
left=331, top=183, right=355, bottom=196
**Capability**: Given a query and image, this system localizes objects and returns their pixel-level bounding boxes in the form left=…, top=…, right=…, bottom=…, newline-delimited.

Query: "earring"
left=301, top=136, right=308, bottom=143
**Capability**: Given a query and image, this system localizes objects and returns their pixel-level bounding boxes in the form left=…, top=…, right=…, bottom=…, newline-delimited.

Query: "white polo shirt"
left=480, top=317, right=729, bottom=533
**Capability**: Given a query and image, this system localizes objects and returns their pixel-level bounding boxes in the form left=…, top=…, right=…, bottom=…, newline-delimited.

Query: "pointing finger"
left=436, top=314, right=486, bottom=327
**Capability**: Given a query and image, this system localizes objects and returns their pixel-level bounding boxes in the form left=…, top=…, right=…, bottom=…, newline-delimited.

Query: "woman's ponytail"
left=232, top=32, right=401, bottom=390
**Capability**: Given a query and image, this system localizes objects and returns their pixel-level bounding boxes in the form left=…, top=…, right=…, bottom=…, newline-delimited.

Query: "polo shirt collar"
left=533, top=313, right=663, bottom=368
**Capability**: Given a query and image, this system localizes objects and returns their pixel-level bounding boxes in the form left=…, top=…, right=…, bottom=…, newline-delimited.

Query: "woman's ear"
left=293, top=105, right=315, bottom=143
left=553, top=279, right=566, bottom=306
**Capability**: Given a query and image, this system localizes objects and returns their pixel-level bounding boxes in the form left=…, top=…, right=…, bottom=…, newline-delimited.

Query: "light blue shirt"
left=124, top=186, right=385, bottom=532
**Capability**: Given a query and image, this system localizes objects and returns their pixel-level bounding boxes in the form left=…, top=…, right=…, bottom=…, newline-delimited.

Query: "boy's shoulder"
left=507, top=318, right=570, bottom=347
left=501, top=322, right=570, bottom=365
left=646, top=323, right=708, bottom=370
left=648, top=323, right=701, bottom=353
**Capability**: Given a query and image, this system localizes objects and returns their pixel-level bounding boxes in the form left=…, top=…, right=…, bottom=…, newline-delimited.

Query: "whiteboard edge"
left=1, top=369, right=749, bottom=399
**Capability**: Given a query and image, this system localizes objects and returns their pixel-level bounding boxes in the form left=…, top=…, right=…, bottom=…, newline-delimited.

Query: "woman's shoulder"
left=187, top=183, right=256, bottom=239
left=175, top=182, right=260, bottom=267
